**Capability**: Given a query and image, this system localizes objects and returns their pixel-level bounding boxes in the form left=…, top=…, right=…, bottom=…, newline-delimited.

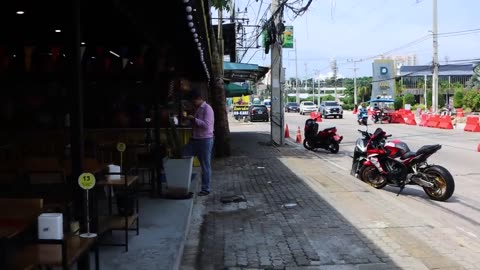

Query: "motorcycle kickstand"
left=396, top=184, right=405, bottom=196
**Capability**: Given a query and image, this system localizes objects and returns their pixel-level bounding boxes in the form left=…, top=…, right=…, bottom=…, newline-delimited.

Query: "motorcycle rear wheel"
left=303, top=139, right=315, bottom=151
left=360, top=166, right=388, bottom=189
left=328, top=141, right=339, bottom=154
left=422, top=165, right=455, bottom=201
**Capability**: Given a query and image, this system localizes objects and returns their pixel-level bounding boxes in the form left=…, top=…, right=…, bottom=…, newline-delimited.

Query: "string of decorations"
left=183, top=0, right=211, bottom=83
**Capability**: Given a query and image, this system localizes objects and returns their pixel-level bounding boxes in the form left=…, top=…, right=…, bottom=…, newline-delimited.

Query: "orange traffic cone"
left=296, top=126, right=302, bottom=143
left=316, top=112, right=322, bottom=122
left=285, top=124, right=290, bottom=138
left=477, top=143, right=480, bottom=152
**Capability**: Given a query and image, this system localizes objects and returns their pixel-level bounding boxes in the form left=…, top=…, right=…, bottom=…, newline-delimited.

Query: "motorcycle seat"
left=416, top=144, right=442, bottom=155
left=323, top=127, right=336, bottom=131
left=400, top=151, right=416, bottom=160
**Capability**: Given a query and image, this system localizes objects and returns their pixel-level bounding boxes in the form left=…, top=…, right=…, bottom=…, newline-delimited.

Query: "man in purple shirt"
left=184, top=90, right=215, bottom=196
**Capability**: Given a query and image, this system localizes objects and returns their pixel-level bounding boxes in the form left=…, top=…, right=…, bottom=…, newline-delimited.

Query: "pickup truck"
left=319, top=101, right=343, bottom=119
left=299, top=101, right=317, bottom=115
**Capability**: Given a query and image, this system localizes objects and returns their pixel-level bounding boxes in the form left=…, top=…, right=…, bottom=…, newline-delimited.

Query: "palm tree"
left=358, top=85, right=371, bottom=102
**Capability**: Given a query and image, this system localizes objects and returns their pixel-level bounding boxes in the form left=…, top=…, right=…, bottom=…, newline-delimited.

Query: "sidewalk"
left=181, top=123, right=476, bottom=269
left=181, top=130, right=399, bottom=270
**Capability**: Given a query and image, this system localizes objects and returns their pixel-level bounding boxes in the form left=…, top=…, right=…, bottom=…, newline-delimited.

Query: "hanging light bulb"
left=194, top=38, right=199, bottom=43
left=191, top=28, right=196, bottom=33
left=193, top=33, right=198, bottom=38
left=186, top=6, right=192, bottom=13
left=187, top=15, right=193, bottom=21
left=188, top=22, right=194, bottom=28
left=183, top=0, right=189, bottom=3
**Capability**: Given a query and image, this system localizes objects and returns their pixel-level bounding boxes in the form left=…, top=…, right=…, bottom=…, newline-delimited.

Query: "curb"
left=172, top=170, right=200, bottom=270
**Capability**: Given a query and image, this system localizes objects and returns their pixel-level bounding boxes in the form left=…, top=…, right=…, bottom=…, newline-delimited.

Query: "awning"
left=225, top=82, right=252, bottom=97
left=367, top=98, right=395, bottom=103
left=223, top=61, right=269, bottom=82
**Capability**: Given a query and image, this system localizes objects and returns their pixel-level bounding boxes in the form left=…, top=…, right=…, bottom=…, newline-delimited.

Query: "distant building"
left=399, top=64, right=473, bottom=105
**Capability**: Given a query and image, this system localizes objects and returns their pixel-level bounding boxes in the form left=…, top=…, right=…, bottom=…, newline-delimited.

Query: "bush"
left=403, top=93, right=416, bottom=106
left=342, top=104, right=354, bottom=110
left=453, top=89, right=464, bottom=108
left=411, top=104, right=425, bottom=111
left=463, top=89, right=480, bottom=111
left=322, top=95, right=336, bottom=101
left=394, top=96, right=403, bottom=110
left=463, top=107, right=472, bottom=113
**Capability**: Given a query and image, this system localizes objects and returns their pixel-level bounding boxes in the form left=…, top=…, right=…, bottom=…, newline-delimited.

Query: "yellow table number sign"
left=78, top=172, right=97, bottom=238
left=117, top=142, right=126, bottom=169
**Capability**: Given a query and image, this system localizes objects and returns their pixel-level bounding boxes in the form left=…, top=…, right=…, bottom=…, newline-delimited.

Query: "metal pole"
left=294, top=39, right=299, bottom=104
left=218, top=9, right=224, bottom=76
left=353, top=61, right=358, bottom=105
left=424, top=74, right=428, bottom=112
left=317, top=80, right=320, bottom=106
left=432, top=0, right=439, bottom=113
left=270, top=0, right=284, bottom=145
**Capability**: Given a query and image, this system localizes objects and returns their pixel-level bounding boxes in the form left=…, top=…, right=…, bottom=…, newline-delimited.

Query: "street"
left=203, top=111, right=480, bottom=269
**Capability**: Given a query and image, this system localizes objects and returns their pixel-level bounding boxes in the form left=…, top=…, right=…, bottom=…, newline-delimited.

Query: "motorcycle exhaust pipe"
left=410, top=175, right=434, bottom=188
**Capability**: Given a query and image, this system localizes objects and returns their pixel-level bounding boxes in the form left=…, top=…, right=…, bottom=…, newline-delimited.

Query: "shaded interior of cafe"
left=0, top=0, right=212, bottom=269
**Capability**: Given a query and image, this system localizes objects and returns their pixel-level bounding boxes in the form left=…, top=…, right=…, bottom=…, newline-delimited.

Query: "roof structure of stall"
left=0, top=0, right=213, bottom=81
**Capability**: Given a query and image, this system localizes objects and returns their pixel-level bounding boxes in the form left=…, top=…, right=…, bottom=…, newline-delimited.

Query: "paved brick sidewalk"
left=182, top=130, right=476, bottom=270
left=182, top=131, right=401, bottom=270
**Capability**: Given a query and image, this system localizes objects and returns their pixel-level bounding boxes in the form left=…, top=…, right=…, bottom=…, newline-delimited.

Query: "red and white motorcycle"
left=357, top=128, right=455, bottom=201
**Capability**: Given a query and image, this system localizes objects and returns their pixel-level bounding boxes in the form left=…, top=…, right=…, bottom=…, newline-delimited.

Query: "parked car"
left=249, top=105, right=269, bottom=122
left=299, top=101, right=317, bottom=115
left=319, top=101, right=343, bottom=118
left=285, top=102, right=300, bottom=112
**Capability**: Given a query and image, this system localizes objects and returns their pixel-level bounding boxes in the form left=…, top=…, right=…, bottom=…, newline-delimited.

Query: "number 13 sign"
left=78, top=173, right=96, bottom=190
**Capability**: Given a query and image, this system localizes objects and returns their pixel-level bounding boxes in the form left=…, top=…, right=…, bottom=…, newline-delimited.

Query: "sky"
left=223, top=0, right=480, bottom=79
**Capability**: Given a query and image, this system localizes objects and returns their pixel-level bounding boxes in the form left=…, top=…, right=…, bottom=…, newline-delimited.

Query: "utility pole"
left=424, top=74, right=428, bottom=112
left=270, top=0, right=284, bottom=145
left=432, top=0, right=439, bottom=113
left=348, top=59, right=360, bottom=105
left=294, top=38, right=299, bottom=104
left=317, top=79, right=320, bottom=106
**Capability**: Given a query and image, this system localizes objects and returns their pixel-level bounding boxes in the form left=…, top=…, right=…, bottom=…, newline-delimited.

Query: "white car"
left=299, top=101, right=317, bottom=115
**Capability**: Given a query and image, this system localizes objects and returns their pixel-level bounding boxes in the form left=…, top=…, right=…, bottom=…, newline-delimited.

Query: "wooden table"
left=0, top=214, right=40, bottom=270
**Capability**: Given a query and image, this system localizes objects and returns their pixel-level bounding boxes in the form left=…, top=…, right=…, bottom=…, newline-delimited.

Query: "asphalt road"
left=239, top=111, right=480, bottom=245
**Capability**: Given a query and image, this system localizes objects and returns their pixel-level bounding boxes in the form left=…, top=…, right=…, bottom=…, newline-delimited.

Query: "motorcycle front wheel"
left=360, top=166, right=388, bottom=189
left=303, top=139, right=315, bottom=151
left=422, top=165, right=455, bottom=201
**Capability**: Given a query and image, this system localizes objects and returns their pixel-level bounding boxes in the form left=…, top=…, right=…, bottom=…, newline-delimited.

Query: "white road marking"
left=456, top=226, right=478, bottom=238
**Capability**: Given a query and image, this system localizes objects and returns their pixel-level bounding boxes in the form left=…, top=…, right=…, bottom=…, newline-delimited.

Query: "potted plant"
left=163, top=116, right=193, bottom=198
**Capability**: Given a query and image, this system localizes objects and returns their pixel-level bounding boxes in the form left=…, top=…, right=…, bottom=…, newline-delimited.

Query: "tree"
left=322, top=95, right=335, bottom=101
left=209, top=0, right=232, bottom=157
left=394, top=96, right=403, bottom=110
left=403, top=93, right=415, bottom=106
left=463, top=89, right=480, bottom=111
left=453, top=89, right=464, bottom=108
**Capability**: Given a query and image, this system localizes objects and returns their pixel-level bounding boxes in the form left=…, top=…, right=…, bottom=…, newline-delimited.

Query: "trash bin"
left=116, top=191, right=135, bottom=216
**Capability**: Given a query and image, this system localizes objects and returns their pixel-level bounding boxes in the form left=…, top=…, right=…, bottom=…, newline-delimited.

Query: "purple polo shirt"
left=192, top=101, right=214, bottom=139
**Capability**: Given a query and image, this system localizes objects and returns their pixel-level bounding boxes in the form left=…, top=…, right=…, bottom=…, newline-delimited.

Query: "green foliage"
left=425, top=90, right=445, bottom=108
left=463, top=89, right=480, bottom=111
left=453, top=89, right=464, bottom=108
left=394, top=96, right=403, bottom=110
left=342, top=104, right=354, bottom=110
left=412, top=104, right=426, bottom=111
left=322, top=95, right=336, bottom=101
left=342, top=95, right=354, bottom=105
left=463, top=107, right=473, bottom=113
left=211, top=0, right=232, bottom=11
left=403, top=93, right=415, bottom=106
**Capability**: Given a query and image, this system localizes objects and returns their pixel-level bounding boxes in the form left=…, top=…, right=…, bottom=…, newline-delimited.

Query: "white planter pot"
left=163, top=156, right=194, bottom=196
